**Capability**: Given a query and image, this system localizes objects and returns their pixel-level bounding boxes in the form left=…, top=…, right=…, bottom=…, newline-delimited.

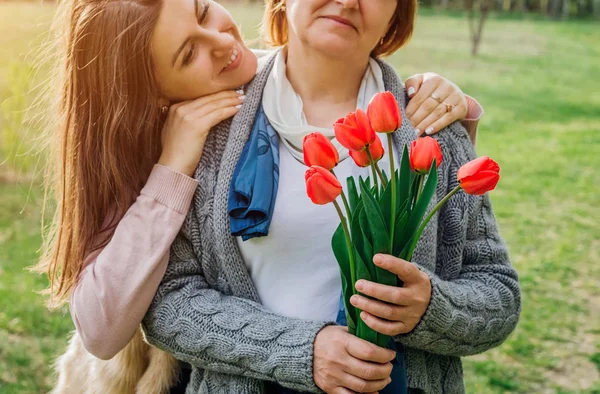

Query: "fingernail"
left=236, top=104, right=242, bottom=109
left=236, top=88, right=244, bottom=94
left=407, top=87, right=416, bottom=97
left=425, top=126, right=434, bottom=135
left=373, top=254, right=383, bottom=265
left=350, top=295, right=359, bottom=304
left=239, top=95, right=246, bottom=102
left=355, top=280, right=364, bottom=290
left=414, top=128, right=421, bottom=136
left=388, top=377, right=393, bottom=384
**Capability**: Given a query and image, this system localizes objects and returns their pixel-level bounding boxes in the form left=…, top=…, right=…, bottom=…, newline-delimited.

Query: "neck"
left=285, top=41, right=369, bottom=119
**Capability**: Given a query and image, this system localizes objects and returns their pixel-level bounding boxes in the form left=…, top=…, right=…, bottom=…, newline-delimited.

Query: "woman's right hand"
left=313, top=326, right=395, bottom=394
left=158, top=90, right=245, bottom=177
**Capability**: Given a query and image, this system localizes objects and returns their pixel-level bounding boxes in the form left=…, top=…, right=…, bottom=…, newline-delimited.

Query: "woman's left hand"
left=404, top=72, right=469, bottom=137
left=349, top=254, right=432, bottom=336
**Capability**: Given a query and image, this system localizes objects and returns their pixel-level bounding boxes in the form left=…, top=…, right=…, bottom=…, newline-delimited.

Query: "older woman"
left=142, top=1, right=520, bottom=393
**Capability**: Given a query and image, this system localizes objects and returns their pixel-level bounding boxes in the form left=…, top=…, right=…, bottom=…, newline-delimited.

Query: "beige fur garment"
left=51, top=328, right=179, bottom=394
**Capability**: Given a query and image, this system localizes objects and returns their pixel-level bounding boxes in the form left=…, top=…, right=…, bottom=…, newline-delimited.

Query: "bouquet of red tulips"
left=303, top=92, right=501, bottom=347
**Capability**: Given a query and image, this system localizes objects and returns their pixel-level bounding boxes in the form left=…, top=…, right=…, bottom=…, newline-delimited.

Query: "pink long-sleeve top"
left=69, top=164, right=198, bottom=360
left=70, top=99, right=483, bottom=361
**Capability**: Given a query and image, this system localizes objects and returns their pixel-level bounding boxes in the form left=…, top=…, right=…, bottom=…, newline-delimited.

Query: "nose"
left=336, top=0, right=359, bottom=9
left=207, top=31, right=236, bottom=58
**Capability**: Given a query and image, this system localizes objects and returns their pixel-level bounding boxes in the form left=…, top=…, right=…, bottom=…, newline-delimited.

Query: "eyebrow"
left=171, top=0, right=200, bottom=67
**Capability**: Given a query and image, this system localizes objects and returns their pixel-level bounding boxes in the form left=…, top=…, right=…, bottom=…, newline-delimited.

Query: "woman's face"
left=286, top=0, right=397, bottom=60
left=151, top=0, right=257, bottom=102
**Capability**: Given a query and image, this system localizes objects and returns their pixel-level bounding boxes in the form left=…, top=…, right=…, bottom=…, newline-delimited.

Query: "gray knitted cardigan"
left=142, top=52, right=521, bottom=394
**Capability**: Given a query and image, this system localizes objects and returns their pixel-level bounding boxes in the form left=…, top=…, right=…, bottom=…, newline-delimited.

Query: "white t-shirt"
left=237, top=134, right=396, bottom=321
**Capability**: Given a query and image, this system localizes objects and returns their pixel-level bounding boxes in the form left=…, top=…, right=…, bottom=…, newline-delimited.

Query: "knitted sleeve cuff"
left=140, top=164, right=198, bottom=214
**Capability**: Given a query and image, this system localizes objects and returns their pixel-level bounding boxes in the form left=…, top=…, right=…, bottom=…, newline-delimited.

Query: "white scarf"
left=262, top=50, right=386, bottom=163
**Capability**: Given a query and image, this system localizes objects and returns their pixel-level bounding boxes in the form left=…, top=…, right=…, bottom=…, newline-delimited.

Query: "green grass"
left=1, top=2, right=599, bottom=393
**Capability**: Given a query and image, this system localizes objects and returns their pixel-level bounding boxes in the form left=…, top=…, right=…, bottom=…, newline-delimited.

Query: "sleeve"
left=395, top=123, right=521, bottom=357
left=459, top=95, right=484, bottom=146
left=70, top=165, right=198, bottom=360
left=141, top=232, right=333, bottom=393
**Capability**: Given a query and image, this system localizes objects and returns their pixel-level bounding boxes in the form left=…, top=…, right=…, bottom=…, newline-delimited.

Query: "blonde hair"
left=262, top=0, right=418, bottom=58
left=34, top=0, right=165, bottom=307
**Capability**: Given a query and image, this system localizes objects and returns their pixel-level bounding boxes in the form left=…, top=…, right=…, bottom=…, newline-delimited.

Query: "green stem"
left=415, top=175, right=425, bottom=206
left=365, top=148, right=379, bottom=195
left=332, top=170, right=352, bottom=223
left=333, top=200, right=357, bottom=296
left=387, top=134, right=397, bottom=253
left=406, top=185, right=462, bottom=260
left=373, top=160, right=388, bottom=188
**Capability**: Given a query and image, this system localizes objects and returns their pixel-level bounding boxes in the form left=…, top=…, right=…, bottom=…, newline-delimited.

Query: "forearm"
left=142, top=237, right=332, bottom=393
left=70, top=165, right=197, bottom=359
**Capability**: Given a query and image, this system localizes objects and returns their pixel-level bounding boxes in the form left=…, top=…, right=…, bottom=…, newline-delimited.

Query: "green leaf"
left=340, top=273, right=357, bottom=333
left=398, top=145, right=413, bottom=208
left=347, top=176, right=359, bottom=215
left=353, top=203, right=376, bottom=281
left=354, top=246, right=372, bottom=283
left=382, top=169, right=389, bottom=186
left=379, top=179, right=394, bottom=232
left=332, top=224, right=352, bottom=293
left=393, top=211, right=410, bottom=256
left=359, top=179, right=390, bottom=256
left=403, top=162, right=438, bottom=256
left=332, top=224, right=357, bottom=332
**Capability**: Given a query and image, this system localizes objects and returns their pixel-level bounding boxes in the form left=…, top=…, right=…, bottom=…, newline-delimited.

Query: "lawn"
left=1, top=2, right=599, bottom=393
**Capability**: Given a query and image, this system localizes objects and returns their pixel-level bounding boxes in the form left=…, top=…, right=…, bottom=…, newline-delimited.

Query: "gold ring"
left=444, top=103, right=455, bottom=113
left=430, top=93, right=442, bottom=104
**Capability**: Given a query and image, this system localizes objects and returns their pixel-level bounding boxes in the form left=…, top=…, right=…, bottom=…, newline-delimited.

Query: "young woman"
left=140, top=0, right=520, bottom=393
left=37, top=0, right=483, bottom=393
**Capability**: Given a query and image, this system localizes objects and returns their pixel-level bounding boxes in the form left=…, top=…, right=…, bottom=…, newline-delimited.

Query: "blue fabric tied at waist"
left=228, top=105, right=280, bottom=241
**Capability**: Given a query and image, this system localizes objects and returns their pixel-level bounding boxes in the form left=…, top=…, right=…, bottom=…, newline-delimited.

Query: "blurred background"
left=0, top=0, right=598, bottom=393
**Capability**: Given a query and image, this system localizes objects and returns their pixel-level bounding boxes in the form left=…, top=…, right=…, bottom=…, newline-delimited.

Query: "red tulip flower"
left=367, top=92, right=402, bottom=134
left=349, top=137, right=384, bottom=168
left=457, top=157, right=500, bottom=195
left=334, top=109, right=376, bottom=152
left=409, top=137, right=443, bottom=174
left=305, top=166, right=343, bottom=205
left=303, top=133, right=339, bottom=170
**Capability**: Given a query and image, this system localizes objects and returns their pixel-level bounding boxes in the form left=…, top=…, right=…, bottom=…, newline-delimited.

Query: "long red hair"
left=35, top=0, right=165, bottom=307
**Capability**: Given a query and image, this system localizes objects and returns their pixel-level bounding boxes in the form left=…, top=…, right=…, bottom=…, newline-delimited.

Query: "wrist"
left=158, top=154, right=195, bottom=177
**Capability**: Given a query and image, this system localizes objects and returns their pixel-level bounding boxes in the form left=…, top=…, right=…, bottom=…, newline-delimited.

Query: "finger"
left=361, top=311, right=411, bottom=336
left=350, top=294, right=405, bottom=320
left=409, top=84, right=453, bottom=134
left=331, top=388, right=355, bottom=394
left=341, top=373, right=392, bottom=393
left=345, top=336, right=396, bottom=363
left=189, top=90, right=243, bottom=109
left=419, top=112, right=455, bottom=136
left=415, top=103, right=453, bottom=136
left=373, top=254, right=421, bottom=284
left=197, top=105, right=240, bottom=129
left=192, top=96, right=244, bottom=119
left=342, top=355, right=393, bottom=381
left=405, top=75, right=441, bottom=119
left=404, top=74, right=424, bottom=99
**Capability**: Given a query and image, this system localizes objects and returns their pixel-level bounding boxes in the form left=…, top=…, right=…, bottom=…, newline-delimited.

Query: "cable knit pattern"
left=142, top=53, right=521, bottom=394
left=377, top=61, right=521, bottom=393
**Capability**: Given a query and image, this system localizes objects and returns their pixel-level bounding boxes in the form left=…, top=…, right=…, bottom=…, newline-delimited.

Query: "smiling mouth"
left=225, top=47, right=239, bottom=68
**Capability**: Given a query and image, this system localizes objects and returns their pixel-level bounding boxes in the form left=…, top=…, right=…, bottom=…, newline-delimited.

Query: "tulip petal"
left=457, top=157, right=500, bottom=180
left=460, top=171, right=500, bottom=195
